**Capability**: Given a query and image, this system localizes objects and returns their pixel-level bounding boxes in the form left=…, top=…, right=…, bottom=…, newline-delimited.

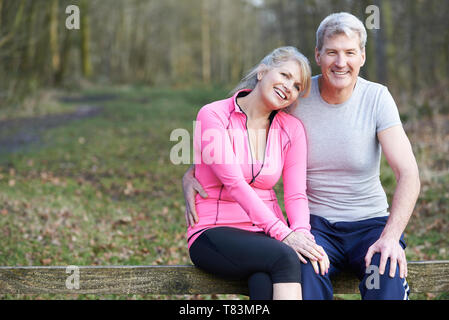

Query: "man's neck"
left=318, top=76, right=357, bottom=105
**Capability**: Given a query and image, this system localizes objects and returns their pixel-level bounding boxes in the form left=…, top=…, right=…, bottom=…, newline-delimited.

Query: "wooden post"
left=0, top=261, right=448, bottom=295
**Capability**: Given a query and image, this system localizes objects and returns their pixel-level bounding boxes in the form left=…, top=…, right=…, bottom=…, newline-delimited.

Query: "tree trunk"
left=0, top=0, right=25, bottom=48
left=49, top=0, right=61, bottom=83
left=201, top=0, right=211, bottom=84
left=373, top=0, right=387, bottom=85
left=0, top=0, right=3, bottom=28
left=80, top=0, right=92, bottom=78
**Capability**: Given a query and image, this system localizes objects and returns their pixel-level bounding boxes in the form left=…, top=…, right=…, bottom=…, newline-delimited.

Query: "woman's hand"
left=182, top=165, right=208, bottom=227
left=283, top=231, right=330, bottom=275
left=310, top=244, right=330, bottom=276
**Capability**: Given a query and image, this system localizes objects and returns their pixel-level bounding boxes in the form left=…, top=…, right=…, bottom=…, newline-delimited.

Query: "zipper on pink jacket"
left=238, top=105, right=277, bottom=185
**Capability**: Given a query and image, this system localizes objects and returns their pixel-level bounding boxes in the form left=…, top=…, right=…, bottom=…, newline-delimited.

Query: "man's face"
left=315, top=33, right=365, bottom=93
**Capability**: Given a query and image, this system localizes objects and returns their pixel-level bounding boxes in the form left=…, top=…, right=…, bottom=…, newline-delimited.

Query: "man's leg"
left=358, top=252, right=410, bottom=300
left=301, top=215, right=345, bottom=300
left=301, top=259, right=338, bottom=300
left=345, top=217, right=410, bottom=300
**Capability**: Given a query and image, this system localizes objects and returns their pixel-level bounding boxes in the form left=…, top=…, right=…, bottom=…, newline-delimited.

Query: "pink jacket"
left=187, top=90, right=310, bottom=248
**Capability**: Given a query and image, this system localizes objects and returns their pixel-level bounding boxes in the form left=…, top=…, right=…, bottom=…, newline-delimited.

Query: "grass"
left=0, top=85, right=447, bottom=300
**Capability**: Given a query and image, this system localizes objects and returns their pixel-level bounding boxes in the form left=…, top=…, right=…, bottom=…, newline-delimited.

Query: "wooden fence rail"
left=1, top=261, right=448, bottom=296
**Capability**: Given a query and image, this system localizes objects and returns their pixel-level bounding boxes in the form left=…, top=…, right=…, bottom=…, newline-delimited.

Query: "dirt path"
left=0, top=94, right=117, bottom=154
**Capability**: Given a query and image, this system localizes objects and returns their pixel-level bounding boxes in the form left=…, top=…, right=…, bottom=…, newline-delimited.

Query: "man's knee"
left=361, top=253, right=410, bottom=300
left=364, top=252, right=398, bottom=277
left=300, top=260, right=333, bottom=300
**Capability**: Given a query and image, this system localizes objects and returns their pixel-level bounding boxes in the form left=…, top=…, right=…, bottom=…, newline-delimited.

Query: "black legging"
left=189, top=227, right=302, bottom=300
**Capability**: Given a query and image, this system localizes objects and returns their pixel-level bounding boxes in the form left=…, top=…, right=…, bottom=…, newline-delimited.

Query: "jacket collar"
left=231, top=89, right=278, bottom=123
left=232, top=89, right=252, bottom=114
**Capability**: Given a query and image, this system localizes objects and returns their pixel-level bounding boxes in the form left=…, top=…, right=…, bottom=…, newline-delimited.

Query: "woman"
left=187, top=47, right=329, bottom=300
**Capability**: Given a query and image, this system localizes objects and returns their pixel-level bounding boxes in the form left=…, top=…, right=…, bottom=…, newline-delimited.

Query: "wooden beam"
left=0, top=261, right=448, bottom=295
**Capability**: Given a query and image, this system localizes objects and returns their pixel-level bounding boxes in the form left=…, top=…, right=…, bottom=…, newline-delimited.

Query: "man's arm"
left=182, top=165, right=208, bottom=227
left=365, top=125, right=420, bottom=278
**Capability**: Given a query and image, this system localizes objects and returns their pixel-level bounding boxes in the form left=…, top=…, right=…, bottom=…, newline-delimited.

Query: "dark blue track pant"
left=301, top=215, right=410, bottom=300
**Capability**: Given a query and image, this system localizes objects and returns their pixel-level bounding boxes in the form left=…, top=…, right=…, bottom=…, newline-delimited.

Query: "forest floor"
left=0, top=85, right=447, bottom=300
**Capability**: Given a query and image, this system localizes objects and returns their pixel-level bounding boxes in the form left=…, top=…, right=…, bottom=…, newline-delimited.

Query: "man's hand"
left=182, top=165, right=208, bottom=227
left=364, top=235, right=407, bottom=279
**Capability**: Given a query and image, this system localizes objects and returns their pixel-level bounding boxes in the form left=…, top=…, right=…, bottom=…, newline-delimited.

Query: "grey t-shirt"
left=291, top=75, right=402, bottom=223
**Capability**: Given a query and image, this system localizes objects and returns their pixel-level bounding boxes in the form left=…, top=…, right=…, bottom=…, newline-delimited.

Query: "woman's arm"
left=281, top=120, right=329, bottom=273
left=282, top=121, right=311, bottom=234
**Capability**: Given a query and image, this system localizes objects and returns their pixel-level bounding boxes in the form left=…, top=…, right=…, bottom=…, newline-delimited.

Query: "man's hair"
left=230, top=46, right=312, bottom=101
left=316, top=12, right=367, bottom=52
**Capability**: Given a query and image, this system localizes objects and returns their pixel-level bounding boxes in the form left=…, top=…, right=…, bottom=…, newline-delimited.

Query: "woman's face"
left=257, top=60, right=303, bottom=110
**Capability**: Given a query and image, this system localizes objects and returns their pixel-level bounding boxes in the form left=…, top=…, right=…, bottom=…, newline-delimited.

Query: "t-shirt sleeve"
left=376, top=87, right=402, bottom=133
left=194, top=106, right=293, bottom=241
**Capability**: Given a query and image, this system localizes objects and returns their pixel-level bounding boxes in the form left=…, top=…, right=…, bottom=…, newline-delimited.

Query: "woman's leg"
left=273, top=283, right=302, bottom=300
left=189, top=227, right=302, bottom=300
left=248, top=272, right=273, bottom=300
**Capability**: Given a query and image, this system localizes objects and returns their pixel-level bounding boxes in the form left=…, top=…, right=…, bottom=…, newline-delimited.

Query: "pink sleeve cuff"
left=268, top=220, right=293, bottom=241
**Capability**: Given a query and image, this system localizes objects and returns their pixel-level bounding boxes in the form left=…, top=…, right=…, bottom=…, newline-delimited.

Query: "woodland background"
left=0, top=0, right=448, bottom=299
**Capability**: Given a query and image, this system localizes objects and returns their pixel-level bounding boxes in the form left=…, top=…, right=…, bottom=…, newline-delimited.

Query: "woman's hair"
left=316, top=12, right=367, bottom=53
left=230, top=46, right=312, bottom=102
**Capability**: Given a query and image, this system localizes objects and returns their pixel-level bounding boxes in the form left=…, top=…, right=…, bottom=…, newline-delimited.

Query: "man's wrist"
left=381, top=213, right=407, bottom=242
left=183, top=165, right=195, bottom=181
left=380, top=227, right=402, bottom=242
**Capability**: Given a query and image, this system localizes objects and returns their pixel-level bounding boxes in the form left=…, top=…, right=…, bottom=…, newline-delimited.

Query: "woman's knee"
left=271, top=244, right=302, bottom=283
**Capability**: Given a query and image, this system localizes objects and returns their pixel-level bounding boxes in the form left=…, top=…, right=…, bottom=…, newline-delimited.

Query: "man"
left=182, top=12, right=420, bottom=300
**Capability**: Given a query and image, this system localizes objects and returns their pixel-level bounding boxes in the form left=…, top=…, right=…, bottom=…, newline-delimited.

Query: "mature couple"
left=181, top=12, right=420, bottom=300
